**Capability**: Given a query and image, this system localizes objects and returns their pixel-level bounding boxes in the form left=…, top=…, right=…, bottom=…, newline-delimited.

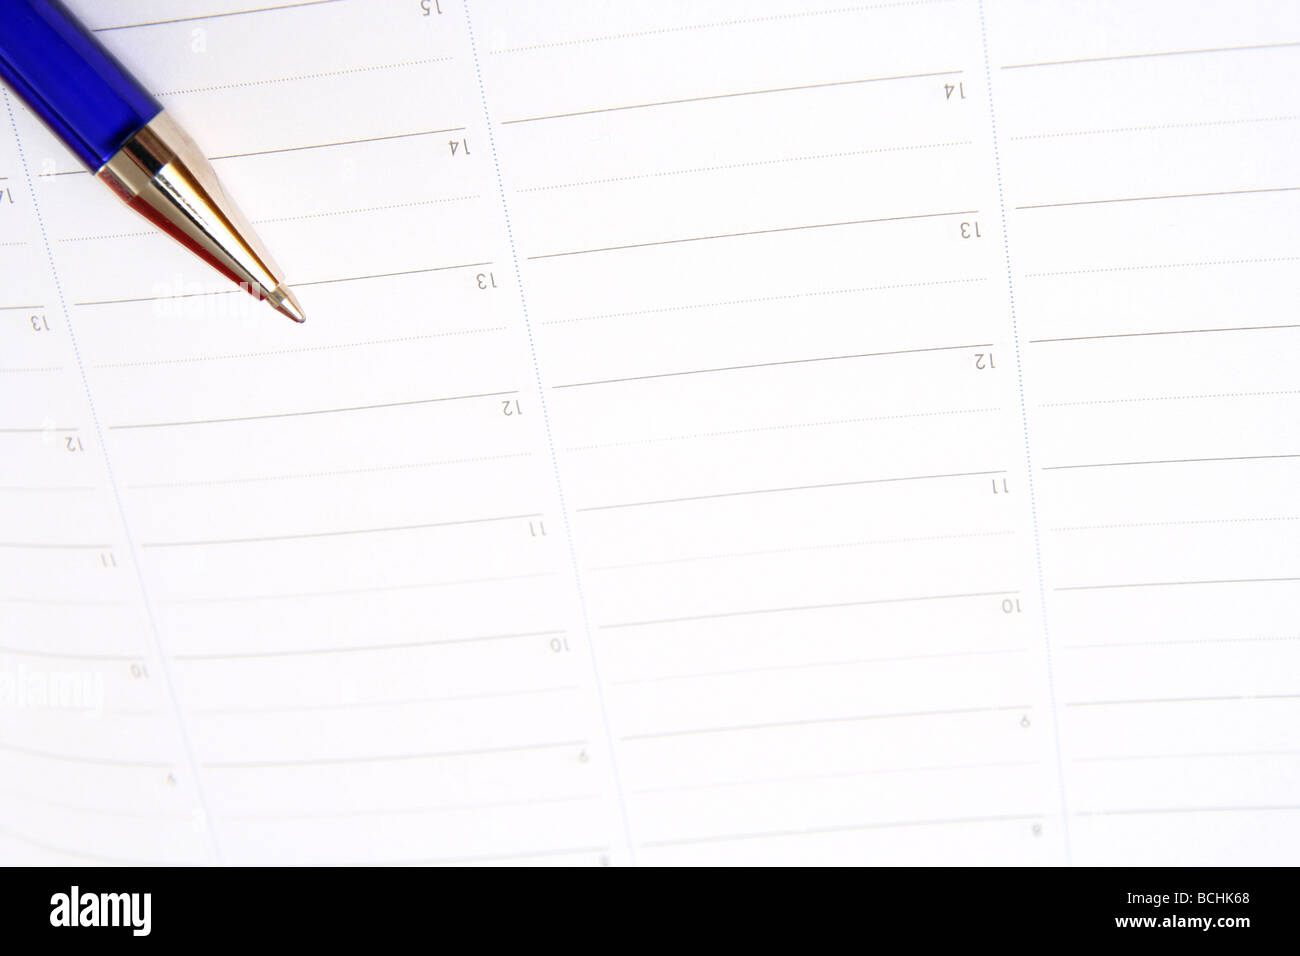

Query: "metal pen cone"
left=267, top=285, right=306, bottom=323
left=96, top=112, right=307, bottom=327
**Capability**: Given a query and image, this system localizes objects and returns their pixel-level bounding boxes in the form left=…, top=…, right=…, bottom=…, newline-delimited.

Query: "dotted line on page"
left=1011, top=114, right=1300, bottom=141
left=490, top=1, right=949, bottom=54
left=154, top=57, right=453, bottom=96
left=1055, top=515, right=1300, bottom=532
left=1042, top=388, right=1300, bottom=408
left=1025, top=255, right=1300, bottom=279
left=565, top=407, right=1002, bottom=453
left=594, top=531, right=1016, bottom=572
left=520, top=141, right=971, bottom=193
left=127, top=452, right=535, bottom=490
left=542, top=276, right=988, bottom=326
left=93, top=327, right=505, bottom=369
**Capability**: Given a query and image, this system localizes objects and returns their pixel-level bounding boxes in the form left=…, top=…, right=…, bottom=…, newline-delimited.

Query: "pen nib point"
left=268, top=285, right=306, bottom=324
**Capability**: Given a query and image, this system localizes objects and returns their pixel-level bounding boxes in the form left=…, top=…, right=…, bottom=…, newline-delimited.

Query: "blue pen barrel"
left=0, top=0, right=160, bottom=170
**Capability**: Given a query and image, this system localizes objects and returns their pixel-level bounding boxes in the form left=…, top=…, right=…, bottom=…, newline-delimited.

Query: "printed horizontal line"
left=1054, top=515, right=1300, bottom=533
left=1044, top=453, right=1300, bottom=471
left=566, top=406, right=1001, bottom=455
left=42, top=128, right=470, bottom=182
left=1075, top=804, right=1300, bottom=817
left=110, top=389, right=516, bottom=430
left=211, top=126, right=467, bottom=161
left=1025, top=254, right=1300, bottom=280
left=623, top=703, right=1028, bottom=741
left=1068, top=693, right=1300, bottom=708
left=74, top=262, right=492, bottom=307
left=0, top=825, right=191, bottom=866
left=541, top=276, right=988, bottom=328
left=35, top=125, right=470, bottom=179
left=74, top=289, right=236, bottom=307
left=226, top=792, right=597, bottom=822
left=203, top=738, right=585, bottom=769
left=554, top=341, right=990, bottom=389
left=602, top=589, right=1016, bottom=630
left=641, top=812, right=1038, bottom=850
left=94, top=0, right=345, bottom=33
left=191, top=684, right=580, bottom=717
left=0, top=427, right=77, bottom=434
left=1030, top=322, right=1300, bottom=344
left=91, top=325, right=504, bottom=370
left=489, top=1, right=954, bottom=55
left=376, top=844, right=608, bottom=866
left=0, top=541, right=109, bottom=550
left=141, top=512, right=539, bottom=548
left=154, top=56, right=452, bottom=97
left=589, top=528, right=1014, bottom=572
left=0, top=789, right=188, bottom=822
left=1009, top=113, right=1300, bottom=142
left=631, top=758, right=1038, bottom=797
left=1065, top=634, right=1300, bottom=651
left=0, top=486, right=93, bottom=494
left=1041, top=388, right=1300, bottom=409
left=55, top=228, right=153, bottom=244
left=252, top=195, right=481, bottom=226
left=161, top=570, right=558, bottom=604
left=0, top=741, right=167, bottom=769
left=1016, top=185, right=1299, bottom=211
left=612, top=647, right=1025, bottom=687
left=172, top=628, right=564, bottom=661
left=58, top=193, right=477, bottom=236
left=1058, top=576, right=1300, bottom=593
left=519, top=140, right=971, bottom=194
left=0, top=596, right=125, bottom=607
left=578, top=469, right=1003, bottom=512
left=529, top=208, right=976, bottom=260
left=123, top=451, right=534, bottom=490
left=0, top=645, right=135, bottom=662
left=502, top=69, right=962, bottom=124
left=1002, top=40, right=1300, bottom=70
left=294, top=262, right=491, bottom=288
left=1075, top=749, right=1300, bottom=763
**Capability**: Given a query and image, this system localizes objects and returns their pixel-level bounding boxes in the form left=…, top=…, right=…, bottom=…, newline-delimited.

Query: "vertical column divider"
left=458, top=1, right=638, bottom=864
left=3, top=91, right=222, bottom=864
left=974, top=0, right=1074, bottom=861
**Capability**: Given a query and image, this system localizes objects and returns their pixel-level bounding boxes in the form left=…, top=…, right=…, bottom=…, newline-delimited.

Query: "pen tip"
left=268, top=285, right=306, bottom=324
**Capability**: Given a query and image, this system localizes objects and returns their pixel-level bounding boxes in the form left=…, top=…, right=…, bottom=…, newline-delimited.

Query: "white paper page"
left=0, top=0, right=1295, bottom=865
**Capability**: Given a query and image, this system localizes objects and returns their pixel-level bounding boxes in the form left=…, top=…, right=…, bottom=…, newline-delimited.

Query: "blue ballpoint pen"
left=0, top=0, right=305, bottom=322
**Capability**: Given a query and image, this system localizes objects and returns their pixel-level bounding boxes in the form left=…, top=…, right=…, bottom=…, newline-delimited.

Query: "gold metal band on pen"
left=97, top=111, right=304, bottom=322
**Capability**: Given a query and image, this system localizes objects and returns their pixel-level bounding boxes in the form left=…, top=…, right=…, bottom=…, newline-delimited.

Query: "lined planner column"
left=8, top=0, right=630, bottom=865
left=0, top=94, right=215, bottom=863
left=985, top=0, right=1300, bottom=864
left=472, top=0, right=1068, bottom=863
